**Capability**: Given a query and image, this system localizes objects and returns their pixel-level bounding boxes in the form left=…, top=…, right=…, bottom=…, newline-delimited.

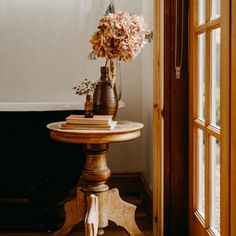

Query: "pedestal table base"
left=53, top=187, right=144, bottom=236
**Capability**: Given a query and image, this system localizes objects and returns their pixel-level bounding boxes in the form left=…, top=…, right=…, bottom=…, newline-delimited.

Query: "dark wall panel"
left=0, top=110, right=86, bottom=231
left=164, top=0, right=189, bottom=235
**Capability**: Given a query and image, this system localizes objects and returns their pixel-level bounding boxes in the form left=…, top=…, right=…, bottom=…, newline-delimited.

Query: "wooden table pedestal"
left=47, top=120, right=145, bottom=236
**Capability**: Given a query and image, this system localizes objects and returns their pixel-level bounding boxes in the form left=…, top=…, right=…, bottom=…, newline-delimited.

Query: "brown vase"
left=93, top=66, right=119, bottom=120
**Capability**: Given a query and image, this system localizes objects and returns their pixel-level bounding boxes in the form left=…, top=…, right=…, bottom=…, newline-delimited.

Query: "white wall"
left=142, top=0, right=153, bottom=188
left=0, top=0, right=153, bottom=187
left=109, top=0, right=153, bottom=189
left=0, top=0, right=108, bottom=104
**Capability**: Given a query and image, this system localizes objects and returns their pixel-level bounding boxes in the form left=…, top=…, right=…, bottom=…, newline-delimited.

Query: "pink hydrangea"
left=90, top=10, right=149, bottom=62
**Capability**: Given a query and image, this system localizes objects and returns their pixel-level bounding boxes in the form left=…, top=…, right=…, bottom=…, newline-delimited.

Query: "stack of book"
left=61, top=114, right=117, bottom=130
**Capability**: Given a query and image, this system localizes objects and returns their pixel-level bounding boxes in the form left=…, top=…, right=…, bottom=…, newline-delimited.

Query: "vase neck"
left=100, top=66, right=109, bottom=81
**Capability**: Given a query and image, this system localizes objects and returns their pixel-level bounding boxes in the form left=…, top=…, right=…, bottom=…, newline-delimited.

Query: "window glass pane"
left=211, top=28, right=221, bottom=127
left=198, top=34, right=206, bottom=120
left=211, top=0, right=221, bottom=19
left=198, top=0, right=205, bottom=25
left=210, top=136, right=220, bottom=233
left=197, top=129, right=205, bottom=217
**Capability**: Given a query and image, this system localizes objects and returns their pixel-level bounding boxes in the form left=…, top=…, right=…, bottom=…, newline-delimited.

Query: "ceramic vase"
left=93, top=66, right=118, bottom=120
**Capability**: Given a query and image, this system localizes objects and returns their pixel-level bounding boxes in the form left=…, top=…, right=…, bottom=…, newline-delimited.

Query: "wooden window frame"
left=153, top=0, right=164, bottom=235
left=230, top=1, right=236, bottom=235
left=192, top=0, right=222, bottom=230
left=190, top=0, right=231, bottom=235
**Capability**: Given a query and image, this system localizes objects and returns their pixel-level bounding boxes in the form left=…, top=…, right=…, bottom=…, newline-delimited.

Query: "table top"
left=47, top=120, right=144, bottom=144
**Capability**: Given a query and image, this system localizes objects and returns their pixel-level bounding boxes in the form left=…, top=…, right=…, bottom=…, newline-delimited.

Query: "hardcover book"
left=60, top=121, right=117, bottom=130
left=65, top=115, right=113, bottom=125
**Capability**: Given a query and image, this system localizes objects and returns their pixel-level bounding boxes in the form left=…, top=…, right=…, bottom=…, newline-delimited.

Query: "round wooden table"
left=47, top=120, right=144, bottom=236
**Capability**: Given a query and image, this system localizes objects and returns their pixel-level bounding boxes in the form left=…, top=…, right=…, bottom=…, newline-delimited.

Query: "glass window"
left=197, top=129, right=205, bottom=217
left=211, top=0, right=221, bottom=19
left=210, top=136, right=220, bottom=233
left=198, top=33, right=206, bottom=120
left=198, top=0, right=205, bottom=25
left=211, top=28, right=221, bottom=127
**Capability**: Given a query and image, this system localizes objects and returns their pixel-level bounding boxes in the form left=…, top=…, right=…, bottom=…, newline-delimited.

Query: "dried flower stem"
left=105, top=59, right=109, bottom=68
left=109, top=60, right=116, bottom=87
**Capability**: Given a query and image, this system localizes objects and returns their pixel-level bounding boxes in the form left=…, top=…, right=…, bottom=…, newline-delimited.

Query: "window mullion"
left=194, top=120, right=220, bottom=139
left=204, top=23, right=211, bottom=228
left=195, top=18, right=220, bottom=34
left=206, top=0, right=211, bottom=23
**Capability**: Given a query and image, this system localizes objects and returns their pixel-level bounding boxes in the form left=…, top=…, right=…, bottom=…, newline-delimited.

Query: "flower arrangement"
left=90, top=10, right=149, bottom=62
left=73, top=9, right=150, bottom=96
left=90, top=10, right=150, bottom=84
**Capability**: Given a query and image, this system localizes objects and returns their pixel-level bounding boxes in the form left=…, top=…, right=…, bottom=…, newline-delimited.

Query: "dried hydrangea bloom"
left=90, top=10, right=149, bottom=62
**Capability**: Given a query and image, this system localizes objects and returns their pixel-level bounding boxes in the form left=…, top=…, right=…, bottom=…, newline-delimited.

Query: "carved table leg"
left=85, top=194, right=99, bottom=236
left=108, top=188, right=145, bottom=236
left=53, top=188, right=86, bottom=236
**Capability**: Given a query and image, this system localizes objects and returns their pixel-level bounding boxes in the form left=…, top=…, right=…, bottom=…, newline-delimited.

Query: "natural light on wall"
left=0, top=0, right=151, bottom=111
